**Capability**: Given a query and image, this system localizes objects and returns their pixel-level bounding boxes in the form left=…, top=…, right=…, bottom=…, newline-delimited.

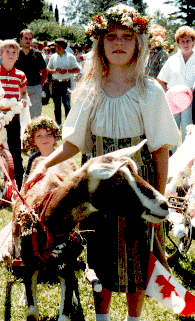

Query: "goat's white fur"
left=88, top=160, right=128, bottom=193
left=26, top=272, right=39, bottom=320
left=58, top=277, right=70, bottom=321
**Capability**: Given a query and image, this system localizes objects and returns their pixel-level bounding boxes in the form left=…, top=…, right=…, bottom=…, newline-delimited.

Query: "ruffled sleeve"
left=62, top=89, right=94, bottom=153
left=140, top=80, right=179, bottom=152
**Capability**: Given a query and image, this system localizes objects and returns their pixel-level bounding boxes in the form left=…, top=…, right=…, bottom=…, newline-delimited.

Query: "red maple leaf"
left=156, top=275, right=180, bottom=299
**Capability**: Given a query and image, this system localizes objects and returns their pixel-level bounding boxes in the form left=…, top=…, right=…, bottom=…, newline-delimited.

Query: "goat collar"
left=32, top=189, right=57, bottom=263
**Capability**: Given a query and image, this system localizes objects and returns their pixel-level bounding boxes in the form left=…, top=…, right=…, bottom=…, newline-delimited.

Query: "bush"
left=28, top=19, right=85, bottom=43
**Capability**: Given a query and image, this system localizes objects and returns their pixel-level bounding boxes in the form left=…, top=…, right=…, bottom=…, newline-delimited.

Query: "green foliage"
left=63, top=0, right=148, bottom=25
left=55, top=4, right=59, bottom=23
left=27, top=19, right=85, bottom=43
left=164, top=0, right=195, bottom=25
left=127, top=0, right=148, bottom=15
left=0, top=0, right=44, bottom=39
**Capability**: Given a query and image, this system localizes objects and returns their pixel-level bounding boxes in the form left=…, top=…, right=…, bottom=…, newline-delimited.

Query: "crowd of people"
left=0, top=2, right=195, bottom=320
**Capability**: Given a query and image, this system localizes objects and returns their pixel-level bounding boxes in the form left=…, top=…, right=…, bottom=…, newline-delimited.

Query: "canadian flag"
left=146, top=252, right=195, bottom=316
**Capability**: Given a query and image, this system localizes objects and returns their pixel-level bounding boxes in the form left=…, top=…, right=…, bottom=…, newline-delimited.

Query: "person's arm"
left=152, top=146, right=169, bottom=195
left=157, top=79, right=168, bottom=93
left=58, top=67, right=80, bottom=74
left=25, top=141, right=79, bottom=191
left=40, top=68, right=48, bottom=87
left=20, top=85, right=28, bottom=107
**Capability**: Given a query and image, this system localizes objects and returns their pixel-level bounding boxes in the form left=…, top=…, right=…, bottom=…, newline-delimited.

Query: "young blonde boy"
left=0, top=39, right=28, bottom=189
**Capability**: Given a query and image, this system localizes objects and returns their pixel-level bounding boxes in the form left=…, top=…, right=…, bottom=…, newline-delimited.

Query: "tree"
left=55, top=5, right=59, bottom=23
left=62, top=0, right=148, bottom=25
left=164, top=0, right=195, bottom=25
left=127, top=0, right=148, bottom=15
left=0, top=0, right=45, bottom=39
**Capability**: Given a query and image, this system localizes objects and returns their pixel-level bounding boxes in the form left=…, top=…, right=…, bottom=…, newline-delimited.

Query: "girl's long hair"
left=71, top=31, right=148, bottom=105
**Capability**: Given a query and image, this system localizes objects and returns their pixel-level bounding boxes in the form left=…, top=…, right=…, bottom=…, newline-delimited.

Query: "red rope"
left=0, top=155, right=55, bottom=262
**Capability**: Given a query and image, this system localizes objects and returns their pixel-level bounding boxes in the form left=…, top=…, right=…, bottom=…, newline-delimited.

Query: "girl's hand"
left=25, top=161, right=47, bottom=193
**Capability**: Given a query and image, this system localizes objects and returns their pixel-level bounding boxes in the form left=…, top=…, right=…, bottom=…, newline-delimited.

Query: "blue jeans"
left=52, top=79, right=71, bottom=125
left=172, top=103, right=192, bottom=153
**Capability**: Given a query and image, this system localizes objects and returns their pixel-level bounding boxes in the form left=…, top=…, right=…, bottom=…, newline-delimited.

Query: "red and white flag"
left=146, top=252, right=195, bottom=316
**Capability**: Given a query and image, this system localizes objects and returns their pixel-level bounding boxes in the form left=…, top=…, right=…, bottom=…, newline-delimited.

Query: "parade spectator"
left=47, top=38, right=80, bottom=125
left=15, top=29, right=47, bottom=119
left=0, top=39, right=28, bottom=189
left=146, top=24, right=169, bottom=78
left=157, top=26, right=195, bottom=148
left=22, top=116, right=61, bottom=185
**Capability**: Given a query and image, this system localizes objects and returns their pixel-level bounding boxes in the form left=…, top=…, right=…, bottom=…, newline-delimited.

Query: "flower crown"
left=148, top=25, right=168, bottom=50
left=85, top=4, right=151, bottom=40
left=23, top=116, right=62, bottom=153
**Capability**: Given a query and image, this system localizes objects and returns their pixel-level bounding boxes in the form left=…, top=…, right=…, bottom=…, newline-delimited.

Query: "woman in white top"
left=26, top=4, right=179, bottom=321
left=158, top=26, right=195, bottom=146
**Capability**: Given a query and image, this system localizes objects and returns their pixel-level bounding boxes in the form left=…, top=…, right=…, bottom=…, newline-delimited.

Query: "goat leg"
left=24, top=270, right=39, bottom=321
left=58, top=274, right=75, bottom=321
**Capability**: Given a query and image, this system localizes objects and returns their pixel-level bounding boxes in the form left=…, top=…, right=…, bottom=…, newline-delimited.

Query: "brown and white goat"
left=13, top=139, right=169, bottom=321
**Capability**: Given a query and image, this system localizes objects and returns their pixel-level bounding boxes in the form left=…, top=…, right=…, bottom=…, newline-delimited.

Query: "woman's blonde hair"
left=175, top=26, right=195, bottom=43
left=72, top=21, right=148, bottom=104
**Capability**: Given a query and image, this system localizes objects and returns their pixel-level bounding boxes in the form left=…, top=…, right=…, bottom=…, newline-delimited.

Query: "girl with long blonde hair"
left=26, top=3, right=179, bottom=320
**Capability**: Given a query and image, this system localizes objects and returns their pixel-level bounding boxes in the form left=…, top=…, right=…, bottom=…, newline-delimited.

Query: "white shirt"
left=47, top=51, right=80, bottom=81
left=158, top=50, right=195, bottom=89
left=62, top=79, right=179, bottom=153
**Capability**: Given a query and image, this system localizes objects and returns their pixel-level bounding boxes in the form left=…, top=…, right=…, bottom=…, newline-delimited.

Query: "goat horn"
left=106, top=139, right=147, bottom=158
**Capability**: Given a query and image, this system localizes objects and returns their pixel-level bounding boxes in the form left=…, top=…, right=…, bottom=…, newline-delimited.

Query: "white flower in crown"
left=121, top=14, right=133, bottom=28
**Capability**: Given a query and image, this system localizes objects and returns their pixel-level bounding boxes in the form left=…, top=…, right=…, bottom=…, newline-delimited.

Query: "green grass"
left=1, top=99, right=195, bottom=320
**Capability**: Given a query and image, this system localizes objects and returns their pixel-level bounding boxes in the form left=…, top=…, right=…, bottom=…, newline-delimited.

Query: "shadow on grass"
left=168, top=251, right=195, bottom=289
left=4, top=280, right=14, bottom=321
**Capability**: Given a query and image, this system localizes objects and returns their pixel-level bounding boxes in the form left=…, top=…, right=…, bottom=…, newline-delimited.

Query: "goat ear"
left=105, top=139, right=147, bottom=159
left=88, top=160, right=128, bottom=180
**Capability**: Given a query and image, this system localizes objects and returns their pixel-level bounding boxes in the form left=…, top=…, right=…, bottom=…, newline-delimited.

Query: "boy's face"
left=34, top=128, right=55, bottom=156
left=0, top=47, right=19, bottom=68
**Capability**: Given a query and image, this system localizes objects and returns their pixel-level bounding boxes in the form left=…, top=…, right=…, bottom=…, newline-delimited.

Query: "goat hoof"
left=58, top=315, right=70, bottom=321
left=26, top=305, right=39, bottom=321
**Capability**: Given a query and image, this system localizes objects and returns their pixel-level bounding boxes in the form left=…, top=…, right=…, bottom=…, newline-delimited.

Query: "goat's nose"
left=160, top=201, right=168, bottom=211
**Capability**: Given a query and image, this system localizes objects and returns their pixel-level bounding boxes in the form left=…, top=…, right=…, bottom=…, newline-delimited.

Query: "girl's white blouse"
left=62, top=79, right=179, bottom=153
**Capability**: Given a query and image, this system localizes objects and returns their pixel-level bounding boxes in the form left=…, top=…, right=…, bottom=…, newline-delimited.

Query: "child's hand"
left=21, top=99, right=27, bottom=107
left=25, top=161, right=47, bottom=193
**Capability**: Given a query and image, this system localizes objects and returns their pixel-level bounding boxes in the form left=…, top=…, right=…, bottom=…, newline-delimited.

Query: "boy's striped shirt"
left=0, top=65, right=27, bottom=100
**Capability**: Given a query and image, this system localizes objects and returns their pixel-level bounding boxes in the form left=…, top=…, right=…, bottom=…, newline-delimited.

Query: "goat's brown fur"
left=13, top=157, right=77, bottom=237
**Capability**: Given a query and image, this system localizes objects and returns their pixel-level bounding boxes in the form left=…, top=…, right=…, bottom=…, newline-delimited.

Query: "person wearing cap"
left=157, top=26, right=195, bottom=148
left=47, top=38, right=80, bottom=125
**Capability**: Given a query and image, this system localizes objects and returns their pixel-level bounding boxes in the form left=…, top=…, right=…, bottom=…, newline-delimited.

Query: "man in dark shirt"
left=15, top=29, right=47, bottom=118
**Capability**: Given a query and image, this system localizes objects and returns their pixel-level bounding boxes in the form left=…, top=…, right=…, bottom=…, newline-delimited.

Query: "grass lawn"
left=0, top=99, right=195, bottom=320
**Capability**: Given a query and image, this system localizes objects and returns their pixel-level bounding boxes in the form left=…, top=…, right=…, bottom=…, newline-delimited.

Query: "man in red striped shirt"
left=0, top=39, right=27, bottom=189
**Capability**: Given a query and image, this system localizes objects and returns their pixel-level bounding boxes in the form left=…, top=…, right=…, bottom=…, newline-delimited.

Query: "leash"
left=0, top=155, right=56, bottom=262
left=0, top=155, right=34, bottom=215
